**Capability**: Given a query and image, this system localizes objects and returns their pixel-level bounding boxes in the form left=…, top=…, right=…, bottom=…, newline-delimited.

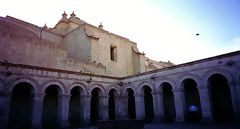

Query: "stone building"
left=0, top=12, right=240, bottom=129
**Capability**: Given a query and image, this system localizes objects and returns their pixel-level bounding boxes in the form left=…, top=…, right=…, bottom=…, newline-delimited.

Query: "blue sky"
left=1, top=0, right=240, bottom=64
left=152, top=0, right=240, bottom=46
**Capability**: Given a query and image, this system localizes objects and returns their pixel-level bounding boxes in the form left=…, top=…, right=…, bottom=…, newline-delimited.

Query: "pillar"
left=32, top=93, right=44, bottom=129
left=0, top=93, right=11, bottom=129
left=234, top=83, right=240, bottom=121
left=135, top=93, right=145, bottom=120
left=61, top=94, right=70, bottom=128
left=173, top=90, right=184, bottom=122
left=229, top=84, right=240, bottom=120
left=82, top=94, right=91, bottom=124
left=199, top=88, right=213, bottom=122
left=99, top=95, right=108, bottom=120
left=152, top=91, right=163, bottom=122
left=115, top=94, right=128, bottom=120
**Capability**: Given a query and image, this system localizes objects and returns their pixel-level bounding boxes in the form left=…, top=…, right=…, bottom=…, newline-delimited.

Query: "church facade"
left=0, top=12, right=240, bottom=129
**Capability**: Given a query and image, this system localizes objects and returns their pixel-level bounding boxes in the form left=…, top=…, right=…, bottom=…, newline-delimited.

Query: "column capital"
left=135, top=93, right=144, bottom=97
left=99, top=95, right=109, bottom=99
left=61, top=94, right=71, bottom=98
left=152, top=91, right=161, bottom=95
left=173, top=88, right=183, bottom=92
left=81, top=94, right=92, bottom=98
left=34, top=93, right=45, bottom=98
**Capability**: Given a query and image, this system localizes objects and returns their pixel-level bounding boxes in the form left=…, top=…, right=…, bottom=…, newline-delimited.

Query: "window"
left=110, top=46, right=117, bottom=61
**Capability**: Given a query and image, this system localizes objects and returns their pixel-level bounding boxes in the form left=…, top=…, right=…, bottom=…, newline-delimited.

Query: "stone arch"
left=67, top=82, right=87, bottom=95
left=178, top=73, right=201, bottom=90
left=181, top=78, right=202, bottom=122
left=160, top=82, right=176, bottom=122
left=69, top=86, right=84, bottom=128
left=107, top=85, right=121, bottom=95
left=137, top=82, right=154, bottom=94
left=125, top=88, right=136, bottom=119
left=88, top=84, right=106, bottom=95
left=8, top=82, right=35, bottom=129
left=90, top=86, right=105, bottom=123
left=42, top=84, right=62, bottom=129
left=123, top=86, right=137, bottom=95
left=41, top=80, right=66, bottom=94
left=141, top=85, right=154, bottom=121
left=7, top=77, right=39, bottom=94
left=157, top=78, right=176, bottom=92
left=208, top=73, right=234, bottom=122
left=202, top=68, right=234, bottom=88
left=108, top=88, right=118, bottom=120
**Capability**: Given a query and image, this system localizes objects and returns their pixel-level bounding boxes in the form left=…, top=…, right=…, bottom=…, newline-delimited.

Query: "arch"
left=42, top=85, right=62, bottom=129
left=126, top=88, right=136, bottom=119
left=88, top=84, right=106, bottom=95
left=208, top=73, right=234, bottom=122
left=67, top=82, right=87, bottom=95
left=8, top=82, right=35, bottom=129
left=108, top=89, right=118, bottom=120
left=107, top=85, right=121, bottom=95
left=181, top=78, right=202, bottom=122
left=41, top=80, right=66, bottom=94
left=69, top=86, right=83, bottom=128
left=137, top=82, right=154, bottom=94
left=160, top=82, right=176, bottom=122
left=178, top=73, right=201, bottom=90
left=142, top=85, right=154, bottom=121
left=157, top=77, right=176, bottom=91
left=90, top=87, right=102, bottom=123
left=123, top=86, right=136, bottom=95
left=7, top=77, right=39, bottom=94
left=202, top=68, right=234, bottom=88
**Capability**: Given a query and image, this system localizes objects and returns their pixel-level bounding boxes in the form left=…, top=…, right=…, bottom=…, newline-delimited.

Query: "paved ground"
left=77, top=122, right=240, bottom=129
left=143, top=123, right=240, bottom=129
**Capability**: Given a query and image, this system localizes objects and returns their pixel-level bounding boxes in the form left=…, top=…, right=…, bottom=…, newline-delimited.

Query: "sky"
left=1, top=0, right=240, bottom=64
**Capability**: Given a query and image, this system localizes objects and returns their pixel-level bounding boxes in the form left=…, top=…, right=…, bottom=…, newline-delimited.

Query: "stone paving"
left=143, top=123, right=240, bottom=129
left=76, top=122, right=240, bottom=129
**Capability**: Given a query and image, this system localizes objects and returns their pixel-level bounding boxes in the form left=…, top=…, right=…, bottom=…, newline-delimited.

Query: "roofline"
left=0, top=62, right=121, bottom=80
left=121, top=50, right=240, bottom=79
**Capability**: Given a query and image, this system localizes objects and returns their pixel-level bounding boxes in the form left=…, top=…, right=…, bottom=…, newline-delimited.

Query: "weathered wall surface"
left=0, top=17, right=106, bottom=75
left=84, top=24, right=144, bottom=77
left=63, top=27, right=91, bottom=62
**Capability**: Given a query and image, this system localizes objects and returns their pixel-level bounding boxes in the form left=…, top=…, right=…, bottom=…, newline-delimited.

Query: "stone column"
left=152, top=91, right=163, bottom=122
left=115, top=94, right=128, bottom=120
left=82, top=94, right=91, bottom=124
left=0, top=93, right=11, bottom=129
left=99, top=95, right=108, bottom=120
left=229, top=84, right=240, bottom=120
left=60, top=94, right=70, bottom=128
left=173, top=90, right=184, bottom=122
left=199, top=88, right=213, bottom=122
left=234, top=83, right=240, bottom=120
left=135, top=93, right=145, bottom=120
left=32, top=93, right=44, bottom=129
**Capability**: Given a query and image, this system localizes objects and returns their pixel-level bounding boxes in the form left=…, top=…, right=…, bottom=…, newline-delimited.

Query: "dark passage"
left=209, top=74, right=234, bottom=122
left=69, top=87, right=81, bottom=128
left=162, top=82, right=176, bottom=122
left=127, top=88, right=136, bottom=119
left=90, top=88, right=100, bottom=123
left=143, top=86, right=154, bottom=122
left=8, top=82, right=34, bottom=129
left=183, top=79, right=202, bottom=122
left=42, top=85, right=60, bottom=129
left=108, top=89, right=116, bottom=120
